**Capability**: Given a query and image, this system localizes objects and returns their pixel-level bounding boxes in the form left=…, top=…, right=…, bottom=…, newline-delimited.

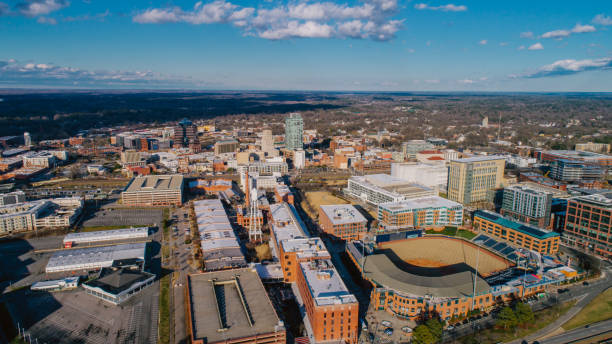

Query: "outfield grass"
left=563, top=288, right=612, bottom=330
left=456, top=229, right=477, bottom=240
left=158, top=273, right=171, bottom=344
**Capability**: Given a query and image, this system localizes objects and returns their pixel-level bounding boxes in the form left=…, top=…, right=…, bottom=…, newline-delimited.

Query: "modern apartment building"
left=447, top=156, right=506, bottom=205
left=285, top=113, right=304, bottom=151
left=501, top=185, right=552, bottom=228
left=347, top=174, right=436, bottom=206
left=0, top=198, right=83, bottom=233
left=563, top=192, right=611, bottom=259
left=378, top=196, right=463, bottom=232
left=318, top=204, right=367, bottom=240
left=550, top=159, right=605, bottom=182
left=121, top=175, right=183, bottom=206
left=473, top=210, right=560, bottom=254
left=296, top=259, right=359, bottom=344
left=0, top=190, right=26, bottom=206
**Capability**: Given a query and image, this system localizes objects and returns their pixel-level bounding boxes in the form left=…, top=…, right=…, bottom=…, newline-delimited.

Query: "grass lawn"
left=562, top=288, right=612, bottom=330
left=459, top=301, right=576, bottom=343
left=80, top=225, right=130, bottom=232
left=426, top=226, right=457, bottom=236
left=456, top=230, right=477, bottom=240
left=158, top=273, right=171, bottom=344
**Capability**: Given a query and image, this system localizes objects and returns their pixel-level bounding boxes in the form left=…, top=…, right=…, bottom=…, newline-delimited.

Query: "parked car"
left=582, top=281, right=589, bottom=286
left=446, top=325, right=455, bottom=331
left=401, top=326, right=412, bottom=334
left=381, top=320, right=392, bottom=327
left=384, top=328, right=394, bottom=336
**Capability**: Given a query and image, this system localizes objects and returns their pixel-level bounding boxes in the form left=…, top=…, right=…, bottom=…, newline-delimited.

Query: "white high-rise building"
left=261, top=129, right=274, bottom=153
left=24, top=132, right=32, bottom=146
left=294, top=149, right=305, bottom=169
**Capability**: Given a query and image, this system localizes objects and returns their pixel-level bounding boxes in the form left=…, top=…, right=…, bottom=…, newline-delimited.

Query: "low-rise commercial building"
left=186, top=268, right=286, bottom=344
left=121, top=174, right=183, bottom=206
left=83, top=267, right=155, bottom=305
left=318, top=204, right=367, bottom=240
left=0, top=190, right=26, bottom=205
left=214, top=139, right=240, bottom=155
left=378, top=197, right=463, bottom=232
left=473, top=210, right=560, bottom=254
left=563, top=192, right=611, bottom=259
left=45, top=243, right=147, bottom=273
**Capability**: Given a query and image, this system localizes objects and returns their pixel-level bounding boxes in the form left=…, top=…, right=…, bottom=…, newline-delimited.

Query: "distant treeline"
left=0, top=92, right=342, bottom=140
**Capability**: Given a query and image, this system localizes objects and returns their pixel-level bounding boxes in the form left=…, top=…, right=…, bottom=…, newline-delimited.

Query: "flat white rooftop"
left=451, top=155, right=505, bottom=163
left=320, top=204, right=367, bottom=225
left=46, top=243, right=146, bottom=273
left=63, top=227, right=149, bottom=244
left=300, top=260, right=357, bottom=306
left=379, top=196, right=463, bottom=212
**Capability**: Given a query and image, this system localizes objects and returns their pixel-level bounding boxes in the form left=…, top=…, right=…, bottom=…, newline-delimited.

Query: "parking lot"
left=82, top=208, right=163, bottom=228
left=7, top=287, right=158, bottom=344
left=363, top=309, right=417, bottom=344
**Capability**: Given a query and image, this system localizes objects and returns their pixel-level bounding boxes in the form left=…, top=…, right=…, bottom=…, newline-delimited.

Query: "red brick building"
left=318, top=204, right=367, bottom=241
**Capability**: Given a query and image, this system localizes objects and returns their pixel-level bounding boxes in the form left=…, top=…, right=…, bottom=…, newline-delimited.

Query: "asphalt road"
left=540, top=318, right=612, bottom=344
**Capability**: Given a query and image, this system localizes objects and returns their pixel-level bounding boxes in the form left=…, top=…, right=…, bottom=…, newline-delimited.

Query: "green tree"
left=514, top=302, right=534, bottom=326
left=412, top=325, right=436, bottom=344
left=425, top=318, right=443, bottom=339
left=496, top=306, right=518, bottom=330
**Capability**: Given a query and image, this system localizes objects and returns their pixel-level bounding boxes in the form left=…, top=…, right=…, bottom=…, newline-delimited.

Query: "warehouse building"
left=195, top=199, right=246, bottom=271
left=318, top=204, right=367, bottom=241
left=121, top=174, right=184, bottom=206
left=45, top=243, right=147, bottom=273
left=63, top=227, right=149, bottom=246
left=186, top=268, right=286, bottom=344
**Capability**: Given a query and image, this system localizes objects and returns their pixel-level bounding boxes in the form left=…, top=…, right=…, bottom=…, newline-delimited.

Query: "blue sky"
left=1, top=0, right=611, bottom=91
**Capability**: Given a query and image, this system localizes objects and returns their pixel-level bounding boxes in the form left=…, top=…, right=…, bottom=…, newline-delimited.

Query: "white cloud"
left=36, top=16, right=56, bottom=24
left=16, top=0, right=68, bottom=17
left=520, top=31, right=534, bottom=39
left=540, top=23, right=596, bottom=39
left=414, top=3, right=466, bottom=12
left=478, top=39, right=487, bottom=45
left=458, top=79, right=474, bottom=84
left=0, top=59, right=198, bottom=87
left=499, top=42, right=508, bottom=46
left=524, top=57, right=612, bottom=78
left=592, top=14, right=612, bottom=26
left=424, top=79, right=439, bottom=84
left=517, top=45, right=525, bottom=50
left=259, top=20, right=333, bottom=39
left=571, top=23, right=596, bottom=33
left=134, top=0, right=402, bottom=41
left=527, top=42, right=543, bottom=50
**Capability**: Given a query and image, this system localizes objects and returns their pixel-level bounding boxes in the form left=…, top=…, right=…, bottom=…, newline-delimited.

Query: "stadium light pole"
left=471, top=241, right=481, bottom=313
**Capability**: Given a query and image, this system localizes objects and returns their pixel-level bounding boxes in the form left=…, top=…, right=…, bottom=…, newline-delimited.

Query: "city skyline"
left=1, top=0, right=611, bottom=91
